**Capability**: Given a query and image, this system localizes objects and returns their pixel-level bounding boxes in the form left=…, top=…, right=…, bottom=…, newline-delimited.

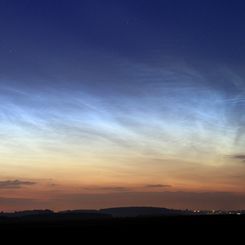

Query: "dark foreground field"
left=0, top=215, right=244, bottom=242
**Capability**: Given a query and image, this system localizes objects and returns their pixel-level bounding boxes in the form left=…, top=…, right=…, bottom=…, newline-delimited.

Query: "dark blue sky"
left=1, top=0, right=245, bottom=92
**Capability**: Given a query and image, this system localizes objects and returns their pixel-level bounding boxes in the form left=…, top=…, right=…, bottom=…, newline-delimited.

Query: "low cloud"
left=84, top=185, right=172, bottom=192
left=85, top=186, right=130, bottom=192
left=145, top=184, right=172, bottom=188
left=0, top=180, right=36, bottom=189
left=230, top=154, right=245, bottom=162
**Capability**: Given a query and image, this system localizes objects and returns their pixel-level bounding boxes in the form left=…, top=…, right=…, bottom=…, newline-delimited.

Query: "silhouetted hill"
left=0, top=206, right=194, bottom=220
left=0, top=209, right=54, bottom=218
left=0, top=209, right=111, bottom=222
left=59, top=209, right=100, bottom=214
left=0, top=207, right=244, bottom=219
left=100, top=206, right=191, bottom=217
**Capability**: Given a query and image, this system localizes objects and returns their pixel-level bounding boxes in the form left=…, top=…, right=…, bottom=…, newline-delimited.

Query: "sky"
left=0, top=0, right=245, bottom=211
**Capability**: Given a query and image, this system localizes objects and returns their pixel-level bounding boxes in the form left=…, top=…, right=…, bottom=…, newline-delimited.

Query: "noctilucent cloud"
left=0, top=0, right=244, bottom=211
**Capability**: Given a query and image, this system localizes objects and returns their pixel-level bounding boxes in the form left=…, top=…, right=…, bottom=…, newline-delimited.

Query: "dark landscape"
left=0, top=207, right=244, bottom=237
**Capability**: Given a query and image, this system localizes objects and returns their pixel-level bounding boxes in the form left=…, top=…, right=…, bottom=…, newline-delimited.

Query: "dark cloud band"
left=0, top=180, right=36, bottom=189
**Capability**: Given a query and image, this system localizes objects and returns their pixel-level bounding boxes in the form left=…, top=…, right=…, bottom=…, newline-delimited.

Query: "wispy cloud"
left=145, top=184, right=172, bottom=188
left=0, top=180, right=36, bottom=189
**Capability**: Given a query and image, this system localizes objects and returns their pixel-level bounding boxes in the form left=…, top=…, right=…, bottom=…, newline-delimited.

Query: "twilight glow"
left=0, top=0, right=244, bottom=211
